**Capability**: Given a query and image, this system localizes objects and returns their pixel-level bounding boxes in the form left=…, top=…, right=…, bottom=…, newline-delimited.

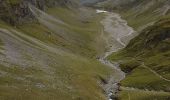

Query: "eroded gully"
left=97, top=10, right=135, bottom=100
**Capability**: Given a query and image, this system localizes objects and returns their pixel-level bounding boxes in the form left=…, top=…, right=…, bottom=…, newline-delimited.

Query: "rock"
left=110, top=94, right=118, bottom=100
left=0, top=0, right=78, bottom=25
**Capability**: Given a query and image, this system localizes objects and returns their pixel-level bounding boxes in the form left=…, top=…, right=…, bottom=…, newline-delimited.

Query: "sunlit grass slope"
left=0, top=6, right=112, bottom=100
left=119, top=88, right=170, bottom=100
left=96, top=0, right=170, bottom=31
left=109, top=18, right=170, bottom=99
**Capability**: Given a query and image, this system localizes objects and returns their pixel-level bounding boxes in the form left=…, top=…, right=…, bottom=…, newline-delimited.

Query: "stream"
left=97, top=10, right=135, bottom=100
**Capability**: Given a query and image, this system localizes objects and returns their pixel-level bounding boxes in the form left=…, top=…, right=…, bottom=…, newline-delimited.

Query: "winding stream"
left=97, top=10, right=135, bottom=100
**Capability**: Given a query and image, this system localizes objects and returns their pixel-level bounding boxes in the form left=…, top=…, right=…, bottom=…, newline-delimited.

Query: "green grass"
left=119, top=88, right=170, bottom=100
left=0, top=55, right=111, bottom=100
left=121, top=66, right=170, bottom=91
left=6, top=0, right=22, bottom=4
left=0, top=6, right=113, bottom=100
left=113, top=0, right=170, bottom=31
left=17, top=7, right=104, bottom=58
left=94, top=0, right=170, bottom=99
left=108, top=9, right=170, bottom=99
left=118, top=59, right=140, bottom=73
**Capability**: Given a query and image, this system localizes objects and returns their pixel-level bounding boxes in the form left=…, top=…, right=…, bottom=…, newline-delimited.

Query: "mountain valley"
left=0, top=0, right=170, bottom=100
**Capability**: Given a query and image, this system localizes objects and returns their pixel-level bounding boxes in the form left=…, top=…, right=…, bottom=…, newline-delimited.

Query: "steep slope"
left=96, top=0, right=170, bottom=31
left=1, top=0, right=170, bottom=100
left=0, top=0, right=79, bottom=25
left=0, top=0, right=113, bottom=100
left=92, top=0, right=170, bottom=100
left=109, top=14, right=170, bottom=100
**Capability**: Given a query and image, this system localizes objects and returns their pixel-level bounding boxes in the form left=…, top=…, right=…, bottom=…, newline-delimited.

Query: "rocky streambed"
left=97, top=10, right=135, bottom=100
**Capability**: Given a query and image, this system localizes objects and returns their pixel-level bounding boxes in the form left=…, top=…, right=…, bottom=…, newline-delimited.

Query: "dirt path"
left=142, top=63, right=170, bottom=82
left=121, top=86, right=170, bottom=94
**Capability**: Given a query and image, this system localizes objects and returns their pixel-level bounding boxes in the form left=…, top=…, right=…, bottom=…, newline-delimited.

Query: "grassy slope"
left=109, top=17, right=170, bottom=100
left=100, top=0, right=170, bottom=99
left=0, top=7, right=112, bottom=100
left=119, top=88, right=170, bottom=100
left=96, top=0, right=170, bottom=31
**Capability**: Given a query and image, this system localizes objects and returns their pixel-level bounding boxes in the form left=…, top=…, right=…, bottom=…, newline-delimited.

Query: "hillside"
left=109, top=18, right=170, bottom=100
left=0, top=0, right=170, bottom=100
left=96, top=0, right=170, bottom=31
left=0, top=0, right=80, bottom=25
left=106, top=1, right=170, bottom=100
left=0, top=0, right=113, bottom=100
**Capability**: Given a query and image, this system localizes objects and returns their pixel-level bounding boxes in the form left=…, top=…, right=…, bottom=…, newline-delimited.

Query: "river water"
left=97, top=10, right=135, bottom=100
